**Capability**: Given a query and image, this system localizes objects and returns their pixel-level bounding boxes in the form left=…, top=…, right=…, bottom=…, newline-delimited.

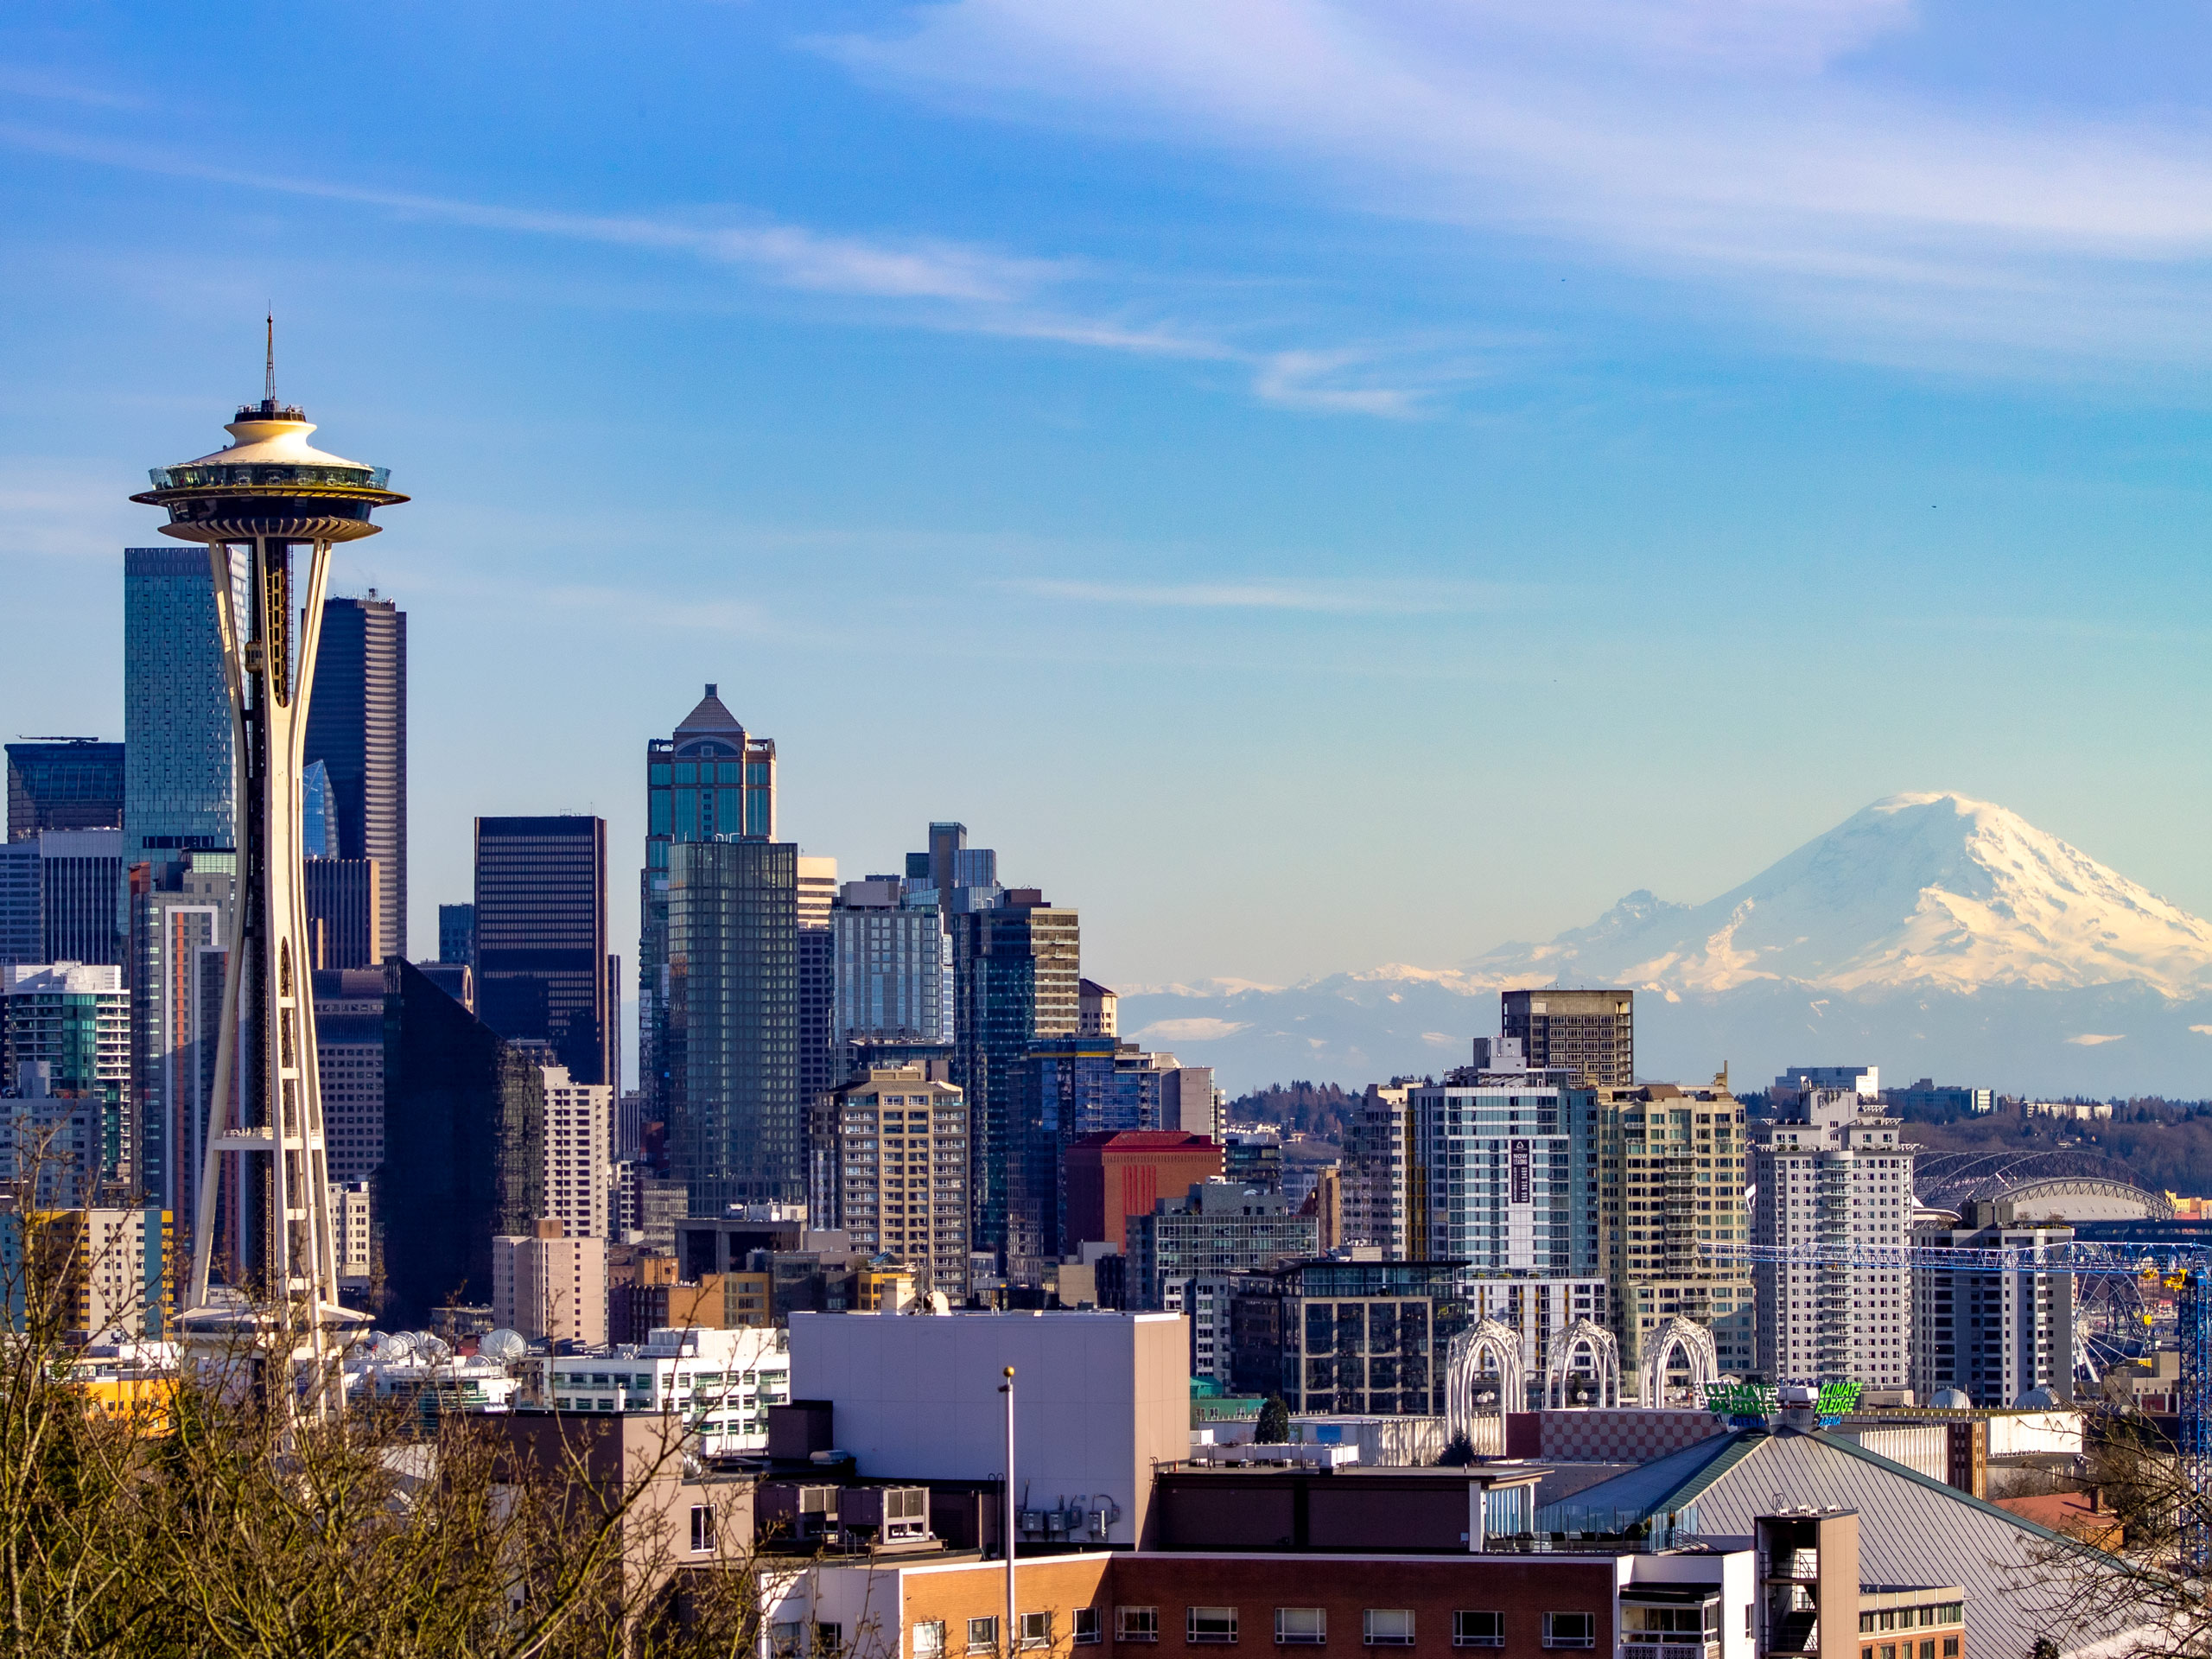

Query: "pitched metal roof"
left=675, top=685, right=746, bottom=736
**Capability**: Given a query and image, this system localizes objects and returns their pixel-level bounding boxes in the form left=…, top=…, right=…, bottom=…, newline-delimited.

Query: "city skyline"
left=5, top=4, right=2212, bottom=1038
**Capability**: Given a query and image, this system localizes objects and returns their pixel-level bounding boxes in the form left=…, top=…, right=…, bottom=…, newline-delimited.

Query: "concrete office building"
left=6, top=740, right=124, bottom=839
left=1412, top=1069, right=1599, bottom=1276
left=832, top=1065, right=969, bottom=1296
left=438, top=902, right=475, bottom=967
left=785, top=1308, right=1187, bottom=1548
left=798, top=853, right=839, bottom=1120
left=122, top=546, right=234, bottom=891
left=31, top=831, right=125, bottom=968
left=667, top=836, right=800, bottom=1211
left=381, top=961, right=544, bottom=1326
left=1911, top=1204, right=2075, bottom=1408
left=541, top=1061, right=613, bottom=1241
left=475, top=815, right=612, bottom=1089
left=1079, top=976, right=1117, bottom=1037
left=493, top=1217, right=607, bottom=1347
left=329, top=1179, right=374, bottom=1287
left=1596, top=1083, right=1754, bottom=1382
left=2, top=962, right=130, bottom=1180
left=302, top=592, right=406, bottom=957
left=639, top=685, right=777, bottom=1124
left=314, top=967, right=388, bottom=1186
left=130, top=852, right=232, bottom=1221
left=1128, top=1182, right=1318, bottom=1311
left=303, top=855, right=380, bottom=969
left=1065, top=1131, right=1224, bottom=1253
left=951, top=892, right=1080, bottom=1271
left=1499, top=988, right=1634, bottom=1086
left=1752, top=1089, right=1915, bottom=1389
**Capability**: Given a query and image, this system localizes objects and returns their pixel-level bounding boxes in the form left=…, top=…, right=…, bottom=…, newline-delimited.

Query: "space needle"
left=132, top=326, right=405, bottom=1412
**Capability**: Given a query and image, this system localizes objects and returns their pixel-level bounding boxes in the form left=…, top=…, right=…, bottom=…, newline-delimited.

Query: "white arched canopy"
left=1545, top=1317, right=1621, bottom=1409
left=1446, top=1318, right=1527, bottom=1450
left=1637, top=1316, right=1720, bottom=1408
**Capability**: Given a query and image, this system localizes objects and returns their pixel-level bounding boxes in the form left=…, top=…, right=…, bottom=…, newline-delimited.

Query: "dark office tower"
left=380, top=961, right=543, bottom=1325
left=7, top=741, right=124, bottom=840
left=39, top=831, right=125, bottom=966
left=909, top=822, right=1001, bottom=910
left=303, top=857, right=381, bottom=969
left=950, top=890, right=1080, bottom=1274
left=1500, top=988, right=1634, bottom=1087
left=303, top=592, right=406, bottom=958
left=124, top=547, right=234, bottom=888
left=639, top=685, right=776, bottom=1124
left=666, top=837, right=798, bottom=1212
left=439, top=903, right=475, bottom=967
left=474, top=816, right=610, bottom=1088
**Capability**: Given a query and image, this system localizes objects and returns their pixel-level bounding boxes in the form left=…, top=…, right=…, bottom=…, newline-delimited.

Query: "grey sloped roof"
left=675, top=688, right=745, bottom=735
left=1560, top=1428, right=2126, bottom=1659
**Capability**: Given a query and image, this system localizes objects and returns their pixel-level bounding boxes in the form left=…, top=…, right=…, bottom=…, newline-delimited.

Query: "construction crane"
left=1706, top=1239, right=2212, bottom=1566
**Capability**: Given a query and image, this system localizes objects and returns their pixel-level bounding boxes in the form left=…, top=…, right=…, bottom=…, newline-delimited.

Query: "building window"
left=1937, top=1607, right=1962, bottom=1626
left=817, top=1626, right=844, bottom=1658
left=1880, top=1645, right=1897, bottom=1659
left=688, top=1504, right=715, bottom=1554
left=1119, top=1609, right=1160, bottom=1643
left=1190, top=1608, right=1240, bottom=1644
left=969, top=1618, right=1001, bottom=1655
left=772, top=1624, right=805, bottom=1658
left=1942, top=1644, right=1958, bottom=1657
left=1860, top=1618, right=1877, bottom=1635
left=1917, top=1644, right=1933, bottom=1659
left=1276, top=1609, right=1326, bottom=1646
left=1363, top=1612, right=1414, bottom=1648
left=916, top=1624, right=947, bottom=1658
left=1542, top=1616, right=1595, bottom=1650
left=1021, top=1614, right=1052, bottom=1650
left=1453, top=1612, right=1504, bottom=1648
left=1075, top=1610, right=1102, bottom=1646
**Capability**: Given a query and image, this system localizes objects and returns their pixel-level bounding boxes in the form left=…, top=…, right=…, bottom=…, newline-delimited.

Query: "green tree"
left=1255, top=1395, right=1291, bottom=1443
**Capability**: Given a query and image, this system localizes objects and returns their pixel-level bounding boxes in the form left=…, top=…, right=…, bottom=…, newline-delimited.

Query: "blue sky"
left=4, top=1, right=2211, bottom=1030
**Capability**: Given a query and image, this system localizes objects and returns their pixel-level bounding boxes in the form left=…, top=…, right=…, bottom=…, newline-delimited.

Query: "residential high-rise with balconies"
left=474, top=816, right=611, bottom=1089
left=538, top=1061, right=613, bottom=1242
left=1500, top=988, right=1634, bottom=1086
left=302, top=592, right=406, bottom=958
left=832, top=1065, right=969, bottom=1296
left=639, top=685, right=777, bottom=1123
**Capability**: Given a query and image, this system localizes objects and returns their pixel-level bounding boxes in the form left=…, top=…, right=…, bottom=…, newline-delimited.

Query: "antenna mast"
left=264, top=313, right=276, bottom=406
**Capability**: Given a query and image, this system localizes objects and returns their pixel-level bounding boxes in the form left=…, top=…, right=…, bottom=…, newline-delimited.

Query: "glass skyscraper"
left=474, top=816, right=611, bottom=1088
left=6, top=740, right=124, bottom=839
left=639, top=685, right=776, bottom=1122
left=303, top=593, right=407, bottom=958
left=666, top=836, right=798, bottom=1212
left=123, top=547, right=236, bottom=884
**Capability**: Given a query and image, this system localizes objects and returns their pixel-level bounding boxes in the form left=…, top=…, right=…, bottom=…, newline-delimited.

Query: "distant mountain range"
left=1119, top=792, right=2212, bottom=1098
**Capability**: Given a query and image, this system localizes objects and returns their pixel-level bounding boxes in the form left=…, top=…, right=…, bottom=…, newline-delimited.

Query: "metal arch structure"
left=1445, top=1318, right=1527, bottom=1448
left=1704, top=1236, right=2212, bottom=1568
left=1543, top=1316, right=1621, bottom=1410
left=1915, top=1149, right=2171, bottom=1221
left=1637, top=1316, right=1720, bottom=1408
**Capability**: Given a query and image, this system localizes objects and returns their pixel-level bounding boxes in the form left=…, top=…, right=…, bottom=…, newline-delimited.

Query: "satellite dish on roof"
left=480, top=1328, right=528, bottom=1362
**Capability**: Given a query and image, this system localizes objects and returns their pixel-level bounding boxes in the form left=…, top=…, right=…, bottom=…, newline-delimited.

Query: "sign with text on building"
left=1510, top=1140, right=1531, bottom=1205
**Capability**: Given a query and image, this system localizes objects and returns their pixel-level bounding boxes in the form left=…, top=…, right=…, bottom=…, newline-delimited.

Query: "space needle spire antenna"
left=131, top=333, right=406, bottom=1419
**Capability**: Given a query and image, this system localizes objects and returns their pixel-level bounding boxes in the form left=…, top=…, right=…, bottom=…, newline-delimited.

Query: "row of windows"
left=1860, top=1643, right=1958, bottom=1659
left=1098, top=1609, right=1593, bottom=1649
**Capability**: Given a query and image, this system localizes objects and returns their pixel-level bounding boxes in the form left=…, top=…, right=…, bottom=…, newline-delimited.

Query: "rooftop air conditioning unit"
left=841, top=1485, right=931, bottom=1543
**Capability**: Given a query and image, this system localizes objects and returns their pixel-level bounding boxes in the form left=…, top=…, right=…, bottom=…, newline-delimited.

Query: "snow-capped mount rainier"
left=1119, top=793, right=2212, bottom=1096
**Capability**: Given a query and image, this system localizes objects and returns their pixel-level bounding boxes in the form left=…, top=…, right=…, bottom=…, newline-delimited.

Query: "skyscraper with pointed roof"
left=639, top=685, right=778, bottom=1127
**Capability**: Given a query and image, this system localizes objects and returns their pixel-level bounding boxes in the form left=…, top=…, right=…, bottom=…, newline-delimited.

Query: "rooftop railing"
left=146, top=463, right=391, bottom=491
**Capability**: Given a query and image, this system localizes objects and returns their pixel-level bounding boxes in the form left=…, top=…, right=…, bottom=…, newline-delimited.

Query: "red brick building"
left=1065, top=1132, right=1223, bottom=1253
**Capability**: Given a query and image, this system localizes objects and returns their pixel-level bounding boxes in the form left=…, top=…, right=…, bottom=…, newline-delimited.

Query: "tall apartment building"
left=1411, top=1068, right=1599, bottom=1276
left=0, top=1206, right=170, bottom=1340
left=1079, top=978, right=1118, bottom=1037
left=667, top=836, right=799, bottom=1212
left=130, top=851, right=232, bottom=1222
left=1128, top=1182, right=1318, bottom=1311
left=493, top=1217, right=607, bottom=1346
left=474, top=815, right=612, bottom=1089
left=6, top=740, right=124, bottom=838
left=797, top=853, right=839, bottom=1120
left=831, top=880, right=953, bottom=1047
left=540, top=1061, right=613, bottom=1241
left=329, top=1179, right=374, bottom=1286
left=1499, top=988, right=1634, bottom=1086
left=313, top=967, right=389, bottom=1185
left=2, top=963, right=130, bottom=1180
left=1339, top=1083, right=1414, bottom=1257
left=1911, top=1204, right=2075, bottom=1408
left=639, top=686, right=776, bottom=1122
left=438, top=902, right=475, bottom=967
left=951, top=891, right=1079, bottom=1270
left=831, top=1064, right=969, bottom=1297
left=1751, top=1088, right=1915, bottom=1389
left=1595, top=1083, right=1753, bottom=1382
left=302, top=592, right=406, bottom=957
left=123, top=547, right=234, bottom=891
left=381, top=961, right=544, bottom=1327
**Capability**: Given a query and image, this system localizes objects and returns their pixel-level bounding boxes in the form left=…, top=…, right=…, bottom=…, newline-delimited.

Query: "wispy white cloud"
left=2066, top=1033, right=2126, bottom=1046
left=1002, top=575, right=1510, bottom=613
left=822, top=0, right=2212, bottom=366
left=0, top=117, right=1435, bottom=416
